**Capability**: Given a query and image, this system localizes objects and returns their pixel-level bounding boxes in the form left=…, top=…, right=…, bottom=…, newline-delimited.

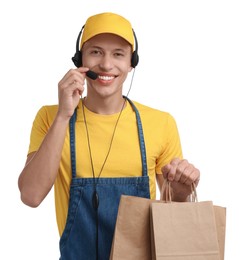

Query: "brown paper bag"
left=150, top=182, right=226, bottom=260
left=150, top=201, right=222, bottom=260
left=109, top=195, right=153, bottom=260
left=214, top=205, right=226, bottom=260
left=110, top=188, right=226, bottom=260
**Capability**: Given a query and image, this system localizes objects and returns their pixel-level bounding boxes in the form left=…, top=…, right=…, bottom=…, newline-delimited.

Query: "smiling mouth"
left=98, top=75, right=118, bottom=81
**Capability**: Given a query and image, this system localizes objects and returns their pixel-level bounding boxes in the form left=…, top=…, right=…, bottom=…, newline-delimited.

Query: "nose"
left=99, top=54, right=113, bottom=71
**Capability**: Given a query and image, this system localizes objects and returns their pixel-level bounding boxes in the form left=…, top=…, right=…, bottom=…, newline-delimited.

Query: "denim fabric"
left=59, top=97, right=150, bottom=260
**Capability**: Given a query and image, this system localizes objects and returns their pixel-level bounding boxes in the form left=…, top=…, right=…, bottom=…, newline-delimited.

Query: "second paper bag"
left=150, top=201, right=221, bottom=260
left=110, top=195, right=152, bottom=260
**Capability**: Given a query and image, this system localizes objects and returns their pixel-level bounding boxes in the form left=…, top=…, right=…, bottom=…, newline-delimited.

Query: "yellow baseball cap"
left=80, top=12, right=134, bottom=50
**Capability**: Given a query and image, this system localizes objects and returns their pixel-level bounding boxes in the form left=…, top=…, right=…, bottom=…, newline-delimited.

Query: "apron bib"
left=59, top=97, right=150, bottom=260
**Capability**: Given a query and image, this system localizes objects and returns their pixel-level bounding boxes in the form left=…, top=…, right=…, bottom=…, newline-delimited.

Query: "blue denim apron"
left=59, top=97, right=150, bottom=260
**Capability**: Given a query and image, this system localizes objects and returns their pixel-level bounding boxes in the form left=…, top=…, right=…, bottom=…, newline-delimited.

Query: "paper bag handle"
left=160, top=179, right=198, bottom=202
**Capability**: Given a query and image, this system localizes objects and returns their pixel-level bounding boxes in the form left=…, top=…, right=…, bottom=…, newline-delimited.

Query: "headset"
left=72, top=25, right=139, bottom=68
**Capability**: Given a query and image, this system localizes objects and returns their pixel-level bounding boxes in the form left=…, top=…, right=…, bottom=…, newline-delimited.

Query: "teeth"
left=98, top=75, right=114, bottom=81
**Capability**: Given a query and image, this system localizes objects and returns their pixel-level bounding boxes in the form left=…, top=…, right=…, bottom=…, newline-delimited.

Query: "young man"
left=18, top=12, right=200, bottom=259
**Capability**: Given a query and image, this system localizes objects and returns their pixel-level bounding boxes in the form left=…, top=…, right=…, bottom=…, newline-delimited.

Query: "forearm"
left=18, top=115, right=69, bottom=207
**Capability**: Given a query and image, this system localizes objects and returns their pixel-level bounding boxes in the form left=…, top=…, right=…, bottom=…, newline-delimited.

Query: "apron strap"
left=69, top=97, right=148, bottom=178
left=124, top=96, right=148, bottom=177
left=69, top=108, right=77, bottom=179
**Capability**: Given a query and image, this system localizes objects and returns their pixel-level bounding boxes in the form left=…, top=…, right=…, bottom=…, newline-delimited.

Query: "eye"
left=90, top=49, right=102, bottom=56
left=114, top=52, right=124, bottom=57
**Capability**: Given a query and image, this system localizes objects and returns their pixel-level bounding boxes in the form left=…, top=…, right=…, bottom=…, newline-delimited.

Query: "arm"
left=18, top=116, right=70, bottom=207
left=18, top=67, right=89, bottom=207
left=156, top=158, right=200, bottom=202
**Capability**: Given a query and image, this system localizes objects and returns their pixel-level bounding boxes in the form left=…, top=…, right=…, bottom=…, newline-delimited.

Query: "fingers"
left=162, top=158, right=180, bottom=181
left=162, top=158, right=200, bottom=186
left=57, top=67, right=90, bottom=119
left=61, top=76, right=84, bottom=97
left=58, top=67, right=90, bottom=99
left=58, top=67, right=89, bottom=89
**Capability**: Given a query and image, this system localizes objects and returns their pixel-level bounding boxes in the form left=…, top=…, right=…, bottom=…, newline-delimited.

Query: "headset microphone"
left=86, top=70, right=98, bottom=80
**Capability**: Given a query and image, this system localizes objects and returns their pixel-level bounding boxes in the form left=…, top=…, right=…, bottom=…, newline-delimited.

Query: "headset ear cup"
left=131, top=51, right=139, bottom=68
left=72, top=50, right=82, bottom=67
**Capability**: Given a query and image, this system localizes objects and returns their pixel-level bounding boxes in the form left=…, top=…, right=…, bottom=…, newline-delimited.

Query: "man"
left=18, top=12, right=200, bottom=259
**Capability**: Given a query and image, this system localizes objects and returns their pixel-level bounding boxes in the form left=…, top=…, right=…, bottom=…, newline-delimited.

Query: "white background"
left=0, top=0, right=243, bottom=259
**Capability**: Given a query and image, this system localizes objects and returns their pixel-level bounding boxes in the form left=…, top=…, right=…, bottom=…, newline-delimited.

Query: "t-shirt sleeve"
left=28, top=106, right=53, bottom=155
left=155, top=113, right=183, bottom=174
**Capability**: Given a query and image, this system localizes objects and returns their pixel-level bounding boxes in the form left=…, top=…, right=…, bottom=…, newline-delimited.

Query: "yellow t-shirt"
left=28, top=99, right=182, bottom=236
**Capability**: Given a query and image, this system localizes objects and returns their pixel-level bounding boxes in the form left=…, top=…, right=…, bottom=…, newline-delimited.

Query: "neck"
left=83, top=95, right=126, bottom=115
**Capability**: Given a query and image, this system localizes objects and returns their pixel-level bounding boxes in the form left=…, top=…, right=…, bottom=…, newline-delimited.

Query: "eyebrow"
left=88, top=45, right=127, bottom=52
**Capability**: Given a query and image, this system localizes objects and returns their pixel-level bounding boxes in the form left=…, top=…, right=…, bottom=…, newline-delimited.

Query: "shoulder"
left=34, top=104, right=58, bottom=124
left=36, top=104, right=58, bottom=116
left=130, top=100, right=176, bottom=123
